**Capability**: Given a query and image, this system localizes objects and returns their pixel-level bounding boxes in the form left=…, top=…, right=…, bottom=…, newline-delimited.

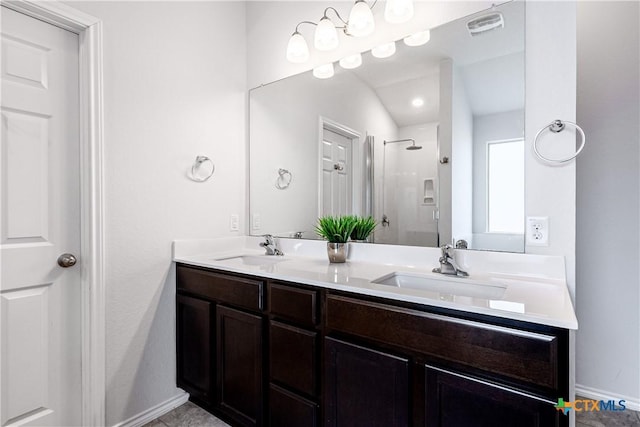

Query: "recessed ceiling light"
left=411, top=98, right=425, bottom=107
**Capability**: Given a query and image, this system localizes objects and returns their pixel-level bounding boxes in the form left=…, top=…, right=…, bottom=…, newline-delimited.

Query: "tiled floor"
left=146, top=399, right=640, bottom=426
left=577, top=404, right=640, bottom=427
left=143, top=402, right=229, bottom=427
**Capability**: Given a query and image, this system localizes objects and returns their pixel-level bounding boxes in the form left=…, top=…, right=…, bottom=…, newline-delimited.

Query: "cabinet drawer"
left=269, top=321, right=318, bottom=397
left=269, top=384, right=318, bottom=427
left=269, top=282, right=318, bottom=327
left=326, top=294, right=559, bottom=390
left=177, top=265, right=263, bottom=312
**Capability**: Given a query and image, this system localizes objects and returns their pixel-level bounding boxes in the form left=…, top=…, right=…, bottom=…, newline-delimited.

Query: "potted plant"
left=350, top=216, right=377, bottom=242
left=315, top=215, right=358, bottom=263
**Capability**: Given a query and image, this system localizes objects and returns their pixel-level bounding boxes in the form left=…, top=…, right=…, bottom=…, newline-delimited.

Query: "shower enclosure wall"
left=376, top=123, right=440, bottom=247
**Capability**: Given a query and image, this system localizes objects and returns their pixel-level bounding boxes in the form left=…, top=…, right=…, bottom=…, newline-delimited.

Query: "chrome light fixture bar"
left=286, top=0, right=414, bottom=64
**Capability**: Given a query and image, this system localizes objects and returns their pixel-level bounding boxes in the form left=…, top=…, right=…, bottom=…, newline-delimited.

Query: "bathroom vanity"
left=174, top=238, right=577, bottom=427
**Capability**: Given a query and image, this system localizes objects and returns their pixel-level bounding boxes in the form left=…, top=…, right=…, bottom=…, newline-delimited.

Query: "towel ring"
left=533, top=120, right=586, bottom=164
left=275, top=168, right=292, bottom=189
left=190, top=156, right=215, bottom=182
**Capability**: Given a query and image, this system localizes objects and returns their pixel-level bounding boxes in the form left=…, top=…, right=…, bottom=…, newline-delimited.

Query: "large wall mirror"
left=250, top=1, right=525, bottom=252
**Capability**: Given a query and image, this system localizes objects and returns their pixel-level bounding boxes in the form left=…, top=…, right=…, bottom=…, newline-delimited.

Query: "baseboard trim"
left=576, top=384, right=640, bottom=412
left=112, top=390, right=189, bottom=427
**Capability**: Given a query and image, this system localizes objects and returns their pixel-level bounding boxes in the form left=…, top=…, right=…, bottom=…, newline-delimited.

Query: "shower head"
left=383, top=138, right=422, bottom=151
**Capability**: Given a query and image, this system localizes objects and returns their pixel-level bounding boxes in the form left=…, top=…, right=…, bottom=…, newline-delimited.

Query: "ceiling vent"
left=467, top=12, right=504, bottom=37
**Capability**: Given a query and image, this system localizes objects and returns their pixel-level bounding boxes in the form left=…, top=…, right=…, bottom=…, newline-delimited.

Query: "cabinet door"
left=269, top=320, right=317, bottom=397
left=425, top=366, right=563, bottom=427
left=176, top=294, right=213, bottom=405
left=325, top=337, right=409, bottom=427
left=217, top=305, right=263, bottom=427
left=269, top=384, right=318, bottom=427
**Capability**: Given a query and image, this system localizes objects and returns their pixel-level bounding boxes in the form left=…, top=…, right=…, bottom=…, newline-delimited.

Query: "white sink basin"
left=372, top=272, right=507, bottom=299
left=215, top=255, right=287, bottom=266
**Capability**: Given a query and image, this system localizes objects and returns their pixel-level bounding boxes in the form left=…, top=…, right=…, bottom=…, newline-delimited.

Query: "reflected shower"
left=383, top=138, right=422, bottom=150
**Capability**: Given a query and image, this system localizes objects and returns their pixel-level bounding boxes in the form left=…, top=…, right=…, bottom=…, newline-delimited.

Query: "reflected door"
left=0, top=7, right=82, bottom=426
left=320, top=126, right=353, bottom=217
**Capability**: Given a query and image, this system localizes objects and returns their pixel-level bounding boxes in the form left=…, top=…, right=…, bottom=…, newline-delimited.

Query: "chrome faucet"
left=260, top=234, right=283, bottom=256
left=433, top=244, right=468, bottom=277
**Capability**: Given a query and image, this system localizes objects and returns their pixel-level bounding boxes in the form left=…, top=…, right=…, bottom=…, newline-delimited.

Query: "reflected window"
left=487, top=139, right=524, bottom=233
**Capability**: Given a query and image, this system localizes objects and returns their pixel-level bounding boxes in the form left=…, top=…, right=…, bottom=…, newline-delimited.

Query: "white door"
left=321, top=126, right=352, bottom=216
left=1, top=7, right=82, bottom=426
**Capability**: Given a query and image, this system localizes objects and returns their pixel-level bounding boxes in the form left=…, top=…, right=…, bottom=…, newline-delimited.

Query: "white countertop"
left=173, top=237, right=578, bottom=330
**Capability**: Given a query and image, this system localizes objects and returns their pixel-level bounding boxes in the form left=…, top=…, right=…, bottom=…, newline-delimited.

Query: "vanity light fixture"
left=347, top=0, right=375, bottom=37
left=339, top=53, right=363, bottom=69
left=286, top=0, right=414, bottom=63
left=286, top=22, right=314, bottom=63
left=313, top=63, right=335, bottom=79
left=315, top=16, right=340, bottom=51
left=404, top=29, right=431, bottom=47
left=385, top=0, right=414, bottom=24
left=371, top=41, right=396, bottom=58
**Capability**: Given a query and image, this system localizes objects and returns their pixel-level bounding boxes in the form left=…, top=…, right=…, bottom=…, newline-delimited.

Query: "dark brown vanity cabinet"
left=268, top=283, right=320, bottom=427
left=176, top=265, right=265, bottom=427
left=176, top=264, right=570, bottom=427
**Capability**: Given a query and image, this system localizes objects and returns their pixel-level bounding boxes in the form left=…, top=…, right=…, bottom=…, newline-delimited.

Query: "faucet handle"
left=440, top=244, right=453, bottom=258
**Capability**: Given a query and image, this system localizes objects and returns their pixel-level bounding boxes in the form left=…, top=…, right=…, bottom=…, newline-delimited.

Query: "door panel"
left=0, top=7, right=81, bottom=426
left=320, top=127, right=352, bottom=216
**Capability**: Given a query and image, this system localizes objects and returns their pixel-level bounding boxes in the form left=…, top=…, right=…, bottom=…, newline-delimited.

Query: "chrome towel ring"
left=533, top=119, right=586, bottom=164
left=190, top=156, right=215, bottom=182
left=275, top=168, right=292, bottom=189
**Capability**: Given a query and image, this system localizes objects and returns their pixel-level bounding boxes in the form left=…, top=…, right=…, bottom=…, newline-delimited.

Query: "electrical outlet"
left=229, top=214, right=239, bottom=231
left=527, top=216, right=549, bottom=246
left=252, top=213, right=261, bottom=230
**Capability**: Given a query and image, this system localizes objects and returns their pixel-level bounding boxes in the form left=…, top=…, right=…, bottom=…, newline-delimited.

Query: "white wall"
left=576, top=1, right=640, bottom=408
left=64, top=2, right=247, bottom=425
left=524, top=2, right=576, bottom=300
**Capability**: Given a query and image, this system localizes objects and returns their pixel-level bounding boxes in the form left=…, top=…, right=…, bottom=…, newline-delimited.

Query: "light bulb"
left=385, top=0, right=414, bottom=24
left=286, top=32, right=309, bottom=63
left=347, top=0, right=375, bottom=37
left=371, top=41, right=396, bottom=59
left=313, top=63, right=335, bottom=79
left=411, top=98, right=424, bottom=107
left=315, top=17, right=339, bottom=51
left=339, top=53, right=363, bottom=69
left=404, top=30, right=430, bottom=47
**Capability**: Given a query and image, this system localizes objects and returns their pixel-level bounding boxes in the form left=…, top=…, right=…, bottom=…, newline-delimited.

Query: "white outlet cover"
left=229, top=214, right=239, bottom=231
left=252, top=213, right=261, bottom=230
left=526, top=216, right=549, bottom=246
